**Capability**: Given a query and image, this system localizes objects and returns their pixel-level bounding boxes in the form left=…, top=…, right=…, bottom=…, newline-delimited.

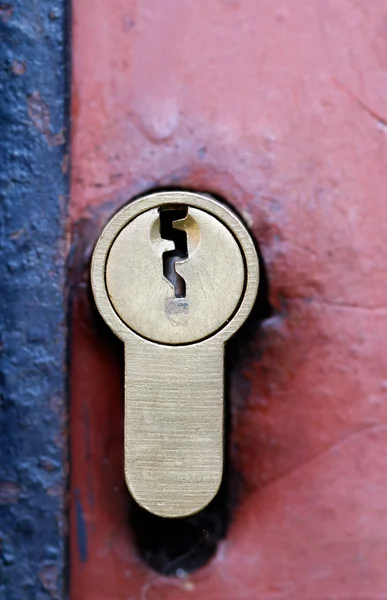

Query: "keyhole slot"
left=159, top=206, right=188, bottom=298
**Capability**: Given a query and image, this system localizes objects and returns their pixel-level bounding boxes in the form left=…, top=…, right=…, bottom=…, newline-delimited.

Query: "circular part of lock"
left=91, top=191, right=259, bottom=346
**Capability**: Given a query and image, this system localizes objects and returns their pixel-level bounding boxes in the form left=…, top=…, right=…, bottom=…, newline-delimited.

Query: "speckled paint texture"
left=70, top=1, right=387, bottom=598
left=0, top=1, right=70, bottom=599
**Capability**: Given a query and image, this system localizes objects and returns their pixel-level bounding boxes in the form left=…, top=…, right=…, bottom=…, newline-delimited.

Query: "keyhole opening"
left=159, top=206, right=188, bottom=298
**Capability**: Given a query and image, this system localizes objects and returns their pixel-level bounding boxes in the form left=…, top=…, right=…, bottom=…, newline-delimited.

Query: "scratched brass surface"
left=91, top=191, right=259, bottom=517
left=124, top=340, right=224, bottom=517
left=105, top=206, right=245, bottom=344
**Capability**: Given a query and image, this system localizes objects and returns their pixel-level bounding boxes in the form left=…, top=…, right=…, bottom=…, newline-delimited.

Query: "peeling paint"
left=39, top=564, right=60, bottom=599
left=74, top=489, right=88, bottom=563
left=0, top=482, right=21, bottom=504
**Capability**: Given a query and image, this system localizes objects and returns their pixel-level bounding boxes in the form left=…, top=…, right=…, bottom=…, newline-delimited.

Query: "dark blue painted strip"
left=74, top=489, right=88, bottom=563
left=0, top=1, right=70, bottom=599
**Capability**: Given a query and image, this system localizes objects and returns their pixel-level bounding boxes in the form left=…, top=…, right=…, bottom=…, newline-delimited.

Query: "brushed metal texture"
left=124, top=340, right=223, bottom=517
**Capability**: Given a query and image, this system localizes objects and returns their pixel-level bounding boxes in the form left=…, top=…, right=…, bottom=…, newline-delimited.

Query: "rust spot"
left=0, top=482, right=21, bottom=504
left=47, top=482, right=63, bottom=497
left=48, top=129, right=65, bottom=147
left=27, top=92, right=65, bottom=146
left=62, top=153, right=69, bottom=174
left=39, top=457, right=59, bottom=472
left=52, top=431, right=66, bottom=451
left=56, top=511, right=67, bottom=537
left=50, top=395, right=65, bottom=419
left=27, top=91, right=50, bottom=135
left=0, top=3, right=12, bottom=22
left=11, top=60, right=26, bottom=76
left=39, top=564, right=59, bottom=599
left=9, top=228, right=25, bottom=240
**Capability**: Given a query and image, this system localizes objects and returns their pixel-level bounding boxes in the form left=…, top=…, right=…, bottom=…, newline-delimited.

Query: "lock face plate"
left=105, top=205, right=245, bottom=344
left=91, top=191, right=259, bottom=518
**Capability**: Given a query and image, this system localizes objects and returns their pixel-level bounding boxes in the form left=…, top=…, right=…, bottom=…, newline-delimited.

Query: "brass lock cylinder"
left=91, top=191, right=259, bottom=518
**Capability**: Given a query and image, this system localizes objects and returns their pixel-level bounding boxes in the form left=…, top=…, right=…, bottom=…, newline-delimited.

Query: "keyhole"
left=159, top=206, right=188, bottom=298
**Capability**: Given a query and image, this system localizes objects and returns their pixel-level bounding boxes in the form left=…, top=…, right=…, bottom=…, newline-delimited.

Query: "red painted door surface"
left=70, top=1, right=387, bottom=598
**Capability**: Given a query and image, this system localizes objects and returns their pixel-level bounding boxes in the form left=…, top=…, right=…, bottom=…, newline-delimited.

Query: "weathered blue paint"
left=0, top=1, right=69, bottom=599
left=74, top=490, right=88, bottom=563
